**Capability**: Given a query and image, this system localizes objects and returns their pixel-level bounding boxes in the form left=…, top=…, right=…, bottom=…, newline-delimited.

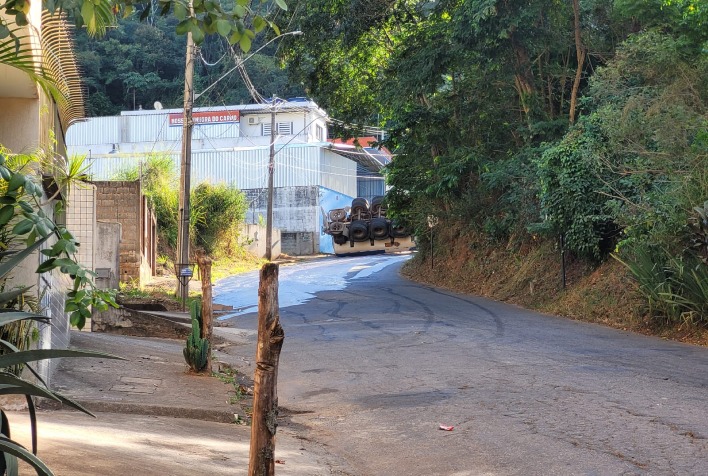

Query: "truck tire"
left=349, top=220, right=369, bottom=242
left=370, top=196, right=386, bottom=217
left=369, top=217, right=389, bottom=240
left=328, top=208, right=347, bottom=222
left=329, top=222, right=345, bottom=233
left=389, top=221, right=409, bottom=238
left=351, top=198, right=369, bottom=218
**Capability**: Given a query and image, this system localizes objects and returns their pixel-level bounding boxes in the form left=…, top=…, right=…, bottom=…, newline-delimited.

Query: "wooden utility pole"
left=198, top=254, right=213, bottom=371
left=248, top=263, right=284, bottom=476
left=177, top=2, right=195, bottom=303
left=265, top=96, right=277, bottom=261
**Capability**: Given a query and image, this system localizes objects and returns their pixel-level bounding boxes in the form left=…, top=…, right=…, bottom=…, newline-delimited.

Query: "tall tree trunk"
left=569, top=0, right=586, bottom=124
left=248, top=264, right=284, bottom=476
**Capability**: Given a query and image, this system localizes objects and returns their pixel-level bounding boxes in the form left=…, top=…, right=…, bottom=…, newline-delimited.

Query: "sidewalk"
left=7, top=328, right=333, bottom=475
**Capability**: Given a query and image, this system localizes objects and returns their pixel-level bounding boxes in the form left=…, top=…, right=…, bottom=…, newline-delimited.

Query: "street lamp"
left=177, top=29, right=304, bottom=302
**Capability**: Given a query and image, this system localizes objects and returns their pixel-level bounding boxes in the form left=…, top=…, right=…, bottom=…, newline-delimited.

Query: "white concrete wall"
left=94, top=221, right=121, bottom=290
left=239, top=224, right=281, bottom=259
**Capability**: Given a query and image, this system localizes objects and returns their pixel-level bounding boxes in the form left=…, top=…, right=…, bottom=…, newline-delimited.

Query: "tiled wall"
left=65, top=183, right=96, bottom=270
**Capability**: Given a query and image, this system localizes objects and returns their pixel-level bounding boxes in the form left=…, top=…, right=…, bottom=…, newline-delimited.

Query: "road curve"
left=217, top=255, right=708, bottom=475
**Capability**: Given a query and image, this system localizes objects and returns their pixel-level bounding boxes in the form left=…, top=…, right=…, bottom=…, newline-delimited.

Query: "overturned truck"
left=322, top=196, right=416, bottom=256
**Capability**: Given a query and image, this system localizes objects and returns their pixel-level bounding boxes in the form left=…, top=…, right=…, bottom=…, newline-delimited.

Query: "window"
left=315, top=125, right=325, bottom=141
left=261, top=122, right=294, bottom=136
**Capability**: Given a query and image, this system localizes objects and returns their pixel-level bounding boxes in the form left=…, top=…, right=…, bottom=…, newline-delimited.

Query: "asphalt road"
left=217, top=254, right=708, bottom=475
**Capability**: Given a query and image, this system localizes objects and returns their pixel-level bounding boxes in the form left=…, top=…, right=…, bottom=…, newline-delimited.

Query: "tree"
left=1, top=0, right=288, bottom=49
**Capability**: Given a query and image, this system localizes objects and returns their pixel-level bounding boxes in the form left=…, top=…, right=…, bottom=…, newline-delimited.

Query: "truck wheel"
left=390, top=221, right=408, bottom=238
left=328, top=208, right=347, bottom=222
left=349, top=220, right=369, bottom=242
left=369, top=217, right=389, bottom=240
left=351, top=198, right=369, bottom=218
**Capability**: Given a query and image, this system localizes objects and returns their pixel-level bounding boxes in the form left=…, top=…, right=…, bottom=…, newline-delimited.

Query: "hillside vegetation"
left=281, top=0, right=707, bottom=340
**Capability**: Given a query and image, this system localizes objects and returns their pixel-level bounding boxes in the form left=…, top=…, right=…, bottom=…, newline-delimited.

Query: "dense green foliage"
left=0, top=149, right=115, bottom=329
left=73, top=15, right=305, bottom=116
left=0, top=148, right=120, bottom=475
left=114, top=154, right=247, bottom=255
left=282, top=0, right=707, bottom=324
left=2, top=0, right=286, bottom=46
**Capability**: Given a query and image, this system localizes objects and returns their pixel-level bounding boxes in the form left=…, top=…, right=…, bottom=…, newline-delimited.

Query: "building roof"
left=120, top=98, right=327, bottom=118
left=328, top=137, right=392, bottom=172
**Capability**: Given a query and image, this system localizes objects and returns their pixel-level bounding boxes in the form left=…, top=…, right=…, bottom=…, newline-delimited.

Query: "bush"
left=115, top=155, right=247, bottom=256
left=616, top=245, right=708, bottom=326
left=192, top=182, right=247, bottom=255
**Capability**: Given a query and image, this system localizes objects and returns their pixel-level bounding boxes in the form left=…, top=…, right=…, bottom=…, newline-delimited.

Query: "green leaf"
left=7, top=173, right=25, bottom=192
left=174, top=3, right=188, bottom=21
left=53, top=258, right=76, bottom=268
left=80, top=1, right=95, bottom=31
left=0, top=286, right=31, bottom=306
left=25, top=229, right=37, bottom=246
left=11, top=218, right=33, bottom=236
left=36, top=258, right=56, bottom=274
left=0, top=374, right=61, bottom=401
left=15, top=12, right=28, bottom=27
left=228, top=30, right=242, bottom=44
left=239, top=34, right=252, bottom=53
left=35, top=220, right=51, bottom=238
left=0, top=166, right=11, bottom=180
left=0, top=204, right=14, bottom=226
left=0, top=312, right=47, bottom=327
left=17, top=200, right=33, bottom=214
left=0, top=235, right=48, bottom=281
left=253, top=16, right=266, bottom=33
left=0, top=436, right=54, bottom=476
left=191, top=25, right=205, bottom=44
left=274, top=0, right=288, bottom=11
left=216, top=19, right=231, bottom=37
left=176, top=19, right=190, bottom=35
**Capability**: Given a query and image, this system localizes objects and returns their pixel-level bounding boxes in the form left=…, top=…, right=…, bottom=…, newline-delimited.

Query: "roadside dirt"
left=403, top=230, right=708, bottom=347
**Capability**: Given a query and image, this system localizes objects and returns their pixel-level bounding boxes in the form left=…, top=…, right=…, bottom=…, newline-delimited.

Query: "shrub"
left=0, top=149, right=119, bottom=474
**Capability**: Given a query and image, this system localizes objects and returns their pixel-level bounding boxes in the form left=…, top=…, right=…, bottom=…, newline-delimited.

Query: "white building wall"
left=84, top=144, right=337, bottom=192
left=320, top=149, right=358, bottom=198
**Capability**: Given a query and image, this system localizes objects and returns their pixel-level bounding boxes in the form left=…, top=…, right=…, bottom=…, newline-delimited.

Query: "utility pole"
left=177, top=5, right=195, bottom=305
left=265, top=96, right=276, bottom=260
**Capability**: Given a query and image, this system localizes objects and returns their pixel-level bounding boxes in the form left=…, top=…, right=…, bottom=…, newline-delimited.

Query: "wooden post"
left=198, top=255, right=213, bottom=372
left=248, top=263, right=284, bottom=476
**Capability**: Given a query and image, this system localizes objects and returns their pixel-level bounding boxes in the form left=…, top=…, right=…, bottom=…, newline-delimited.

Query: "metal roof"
left=327, top=144, right=391, bottom=173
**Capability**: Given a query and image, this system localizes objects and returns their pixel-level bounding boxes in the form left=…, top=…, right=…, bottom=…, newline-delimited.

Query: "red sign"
left=168, top=110, right=240, bottom=126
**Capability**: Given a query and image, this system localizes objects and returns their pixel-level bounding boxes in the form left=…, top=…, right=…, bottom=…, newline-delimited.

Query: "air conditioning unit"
left=248, top=117, right=257, bottom=125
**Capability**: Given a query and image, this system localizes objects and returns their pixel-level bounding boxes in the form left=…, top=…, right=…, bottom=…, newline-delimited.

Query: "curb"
left=40, top=400, right=239, bottom=424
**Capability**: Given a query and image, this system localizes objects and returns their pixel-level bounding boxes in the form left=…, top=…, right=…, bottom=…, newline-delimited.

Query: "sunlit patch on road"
left=214, top=254, right=411, bottom=319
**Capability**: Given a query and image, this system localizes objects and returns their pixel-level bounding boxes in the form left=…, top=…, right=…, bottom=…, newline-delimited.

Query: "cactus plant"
left=183, top=300, right=210, bottom=372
